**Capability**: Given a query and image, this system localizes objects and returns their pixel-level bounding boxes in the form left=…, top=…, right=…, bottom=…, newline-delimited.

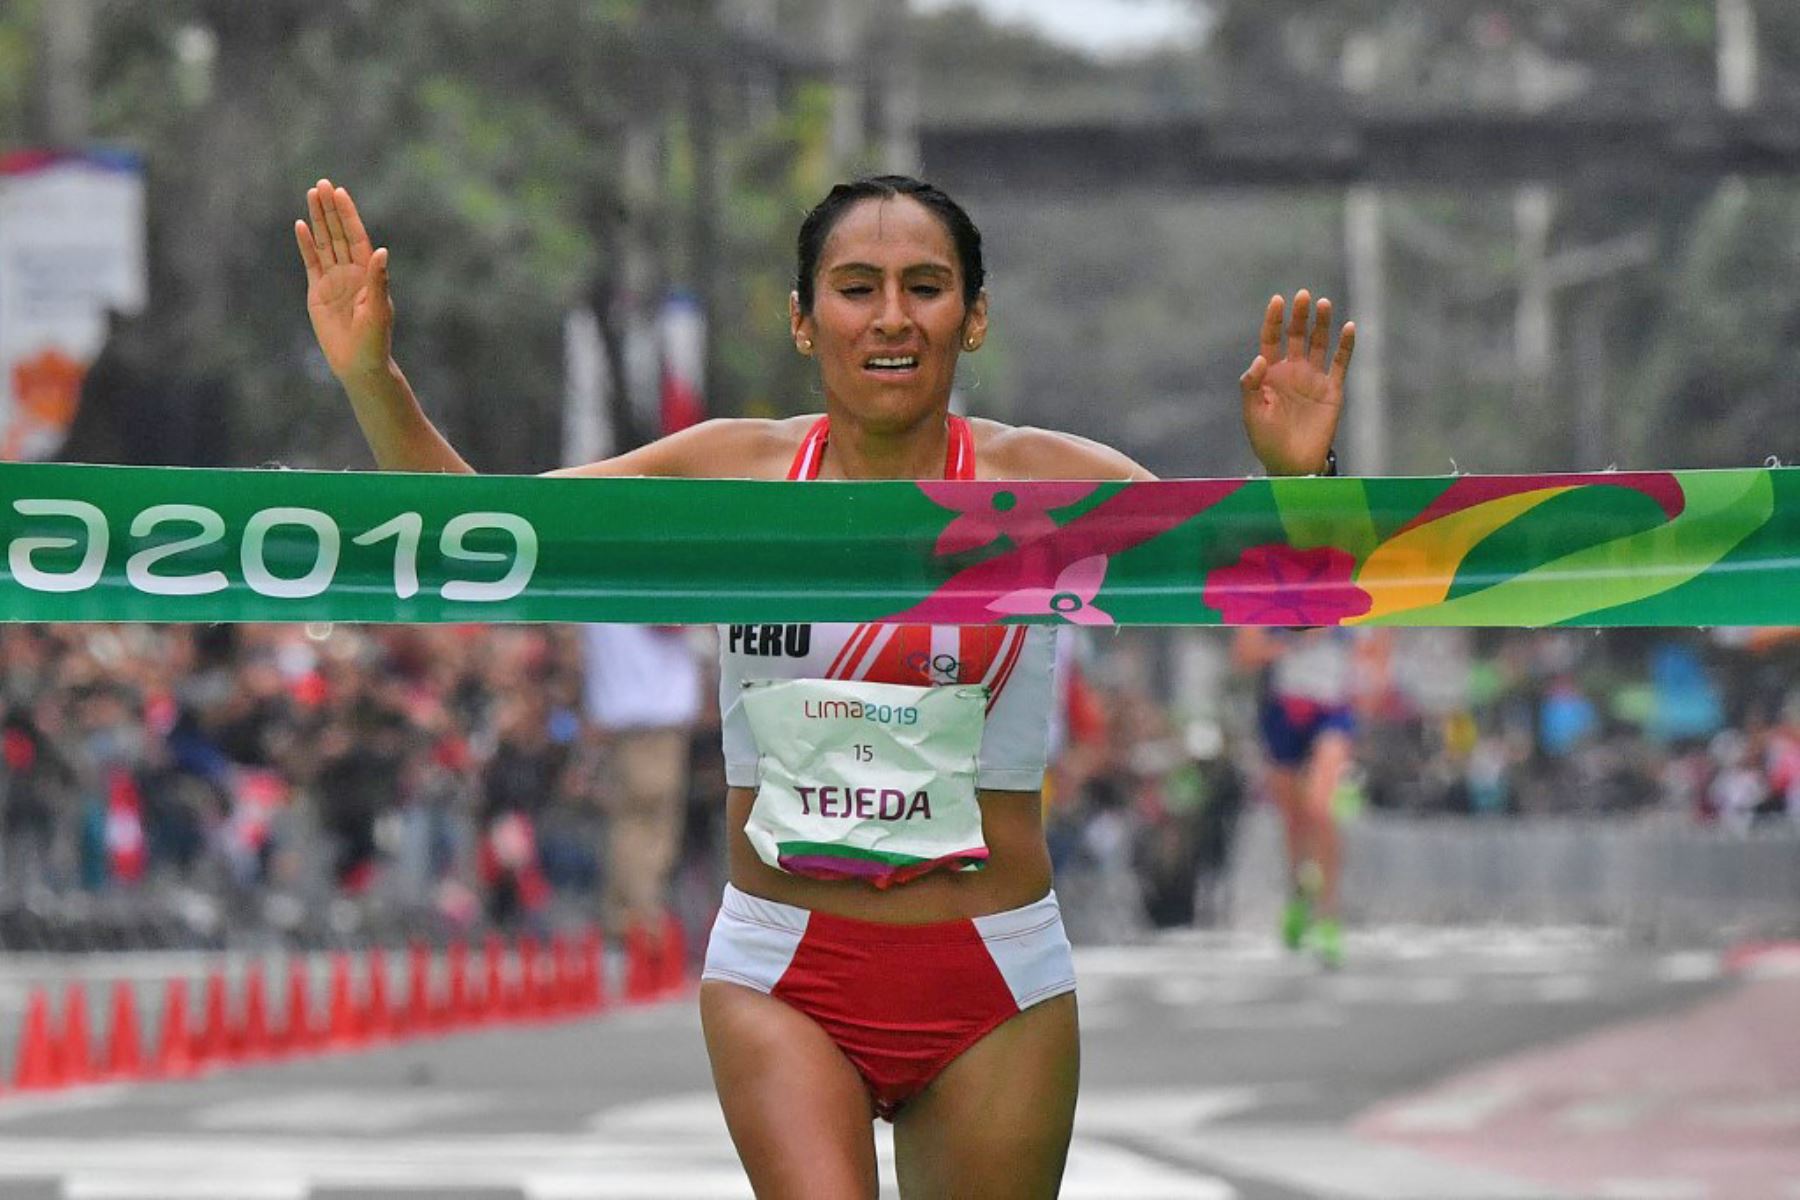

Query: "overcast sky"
left=909, top=0, right=1211, bottom=60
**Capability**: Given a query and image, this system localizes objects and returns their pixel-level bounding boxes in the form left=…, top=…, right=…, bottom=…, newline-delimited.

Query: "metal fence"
left=1228, top=809, right=1800, bottom=945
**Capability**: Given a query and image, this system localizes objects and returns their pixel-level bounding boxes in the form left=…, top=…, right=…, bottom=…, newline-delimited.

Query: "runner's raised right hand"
left=294, top=178, right=393, bottom=384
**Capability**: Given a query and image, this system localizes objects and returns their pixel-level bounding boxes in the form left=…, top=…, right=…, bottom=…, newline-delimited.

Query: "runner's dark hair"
left=794, top=176, right=985, bottom=315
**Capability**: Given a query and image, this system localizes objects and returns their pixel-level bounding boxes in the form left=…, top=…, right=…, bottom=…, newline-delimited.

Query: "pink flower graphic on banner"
left=919, top=482, right=1101, bottom=556
left=988, top=555, right=1114, bottom=626
left=1203, top=543, right=1371, bottom=626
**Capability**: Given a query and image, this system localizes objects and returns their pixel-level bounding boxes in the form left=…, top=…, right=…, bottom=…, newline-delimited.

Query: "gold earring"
left=798, top=338, right=812, bottom=354
left=964, top=337, right=978, bottom=351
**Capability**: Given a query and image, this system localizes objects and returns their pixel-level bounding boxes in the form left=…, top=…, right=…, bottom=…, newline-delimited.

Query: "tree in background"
left=1198, top=0, right=1800, bottom=471
left=4, top=0, right=1798, bottom=473
left=911, top=0, right=1800, bottom=474
left=0, top=0, right=846, bottom=471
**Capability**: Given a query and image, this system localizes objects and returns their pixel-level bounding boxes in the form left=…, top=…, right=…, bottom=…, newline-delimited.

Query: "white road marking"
left=526, top=1169, right=754, bottom=1199
left=0, top=1092, right=1243, bottom=1199
left=1169, top=1125, right=1571, bottom=1199
left=586, top=1091, right=730, bottom=1137
left=1050, top=1141, right=1237, bottom=1199
left=1178, top=1002, right=1344, bottom=1030
left=1324, top=975, right=1468, bottom=1005
left=64, top=1177, right=307, bottom=1200
left=191, top=1089, right=498, bottom=1133
left=1071, top=1088, right=1267, bottom=1135
left=1375, top=1082, right=1529, bottom=1134
left=589, top=1089, right=1240, bottom=1197
left=1150, top=976, right=1280, bottom=1006
left=0, top=1086, right=133, bottom=1123
left=1656, top=952, right=1722, bottom=983
left=528, top=1141, right=1238, bottom=1200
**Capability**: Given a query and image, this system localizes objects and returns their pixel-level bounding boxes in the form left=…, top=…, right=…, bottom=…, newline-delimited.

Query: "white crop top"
left=720, top=621, right=1055, bottom=793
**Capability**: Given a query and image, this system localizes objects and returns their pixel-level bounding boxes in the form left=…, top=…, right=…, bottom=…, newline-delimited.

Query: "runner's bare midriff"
left=725, top=785, right=1053, bottom=923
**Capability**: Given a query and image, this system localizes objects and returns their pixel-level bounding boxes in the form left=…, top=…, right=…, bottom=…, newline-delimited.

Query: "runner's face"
left=795, top=196, right=986, bottom=432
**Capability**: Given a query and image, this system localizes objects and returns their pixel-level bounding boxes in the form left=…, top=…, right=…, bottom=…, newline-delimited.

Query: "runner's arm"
left=541, top=419, right=784, bottom=479
left=298, top=179, right=763, bottom=478
left=977, top=423, right=1158, bottom=482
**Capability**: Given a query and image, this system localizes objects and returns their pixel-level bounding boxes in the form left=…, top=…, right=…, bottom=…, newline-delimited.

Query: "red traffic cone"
left=548, top=934, right=577, bottom=1018
left=280, top=957, right=315, bottom=1056
left=658, top=913, right=687, bottom=995
left=481, top=934, right=509, bottom=1024
left=516, top=936, right=542, bottom=1020
left=193, top=970, right=235, bottom=1066
left=58, top=983, right=94, bottom=1086
left=579, top=928, right=606, bottom=1013
left=399, top=942, right=432, bottom=1037
left=325, top=952, right=363, bottom=1049
left=239, top=962, right=273, bottom=1062
left=101, top=981, right=144, bottom=1081
left=445, top=940, right=471, bottom=1029
left=363, top=947, right=392, bottom=1041
left=15, top=987, right=63, bottom=1090
left=624, top=923, right=659, bottom=1003
left=153, top=977, right=197, bottom=1079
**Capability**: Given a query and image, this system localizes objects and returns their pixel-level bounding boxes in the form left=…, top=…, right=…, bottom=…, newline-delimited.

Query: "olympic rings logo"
left=904, top=650, right=962, bottom=679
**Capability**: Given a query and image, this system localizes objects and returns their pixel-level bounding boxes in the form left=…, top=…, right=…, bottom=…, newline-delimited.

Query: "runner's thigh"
left=892, top=992, right=1079, bottom=1199
left=699, top=979, right=879, bottom=1199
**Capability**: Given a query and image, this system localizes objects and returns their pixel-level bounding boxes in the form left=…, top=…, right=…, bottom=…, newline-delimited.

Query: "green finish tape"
left=0, top=463, right=1794, bottom=626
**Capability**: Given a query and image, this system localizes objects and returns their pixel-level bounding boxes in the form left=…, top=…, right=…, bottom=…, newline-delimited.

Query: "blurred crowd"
left=1043, top=625, right=1800, bottom=933
left=0, top=621, right=1795, bottom=947
left=0, top=623, right=724, bottom=948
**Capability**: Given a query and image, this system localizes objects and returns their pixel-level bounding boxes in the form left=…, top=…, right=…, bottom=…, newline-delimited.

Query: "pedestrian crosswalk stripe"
left=65, top=1176, right=307, bottom=1200
left=0, top=1131, right=1236, bottom=1200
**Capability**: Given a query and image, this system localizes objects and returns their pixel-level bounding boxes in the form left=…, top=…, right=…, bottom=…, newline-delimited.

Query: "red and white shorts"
left=702, top=883, right=1076, bottom=1120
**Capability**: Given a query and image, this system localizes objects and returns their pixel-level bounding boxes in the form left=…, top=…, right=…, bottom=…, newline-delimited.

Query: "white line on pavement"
left=1168, top=1125, right=1572, bottom=1200
left=0, top=1129, right=1238, bottom=1199
left=1373, top=1082, right=1530, bottom=1134
left=64, top=1178, right=308, bottom=1200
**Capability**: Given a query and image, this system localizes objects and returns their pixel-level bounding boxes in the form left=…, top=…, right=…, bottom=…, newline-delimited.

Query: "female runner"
left=1235, top=624, right=1358, bottom=967
left=297, top=173, right=1354, bottom=1198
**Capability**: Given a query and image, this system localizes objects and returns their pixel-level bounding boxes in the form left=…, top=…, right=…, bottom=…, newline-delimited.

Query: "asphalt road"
left=0, top=926, right=1792, bottom=1199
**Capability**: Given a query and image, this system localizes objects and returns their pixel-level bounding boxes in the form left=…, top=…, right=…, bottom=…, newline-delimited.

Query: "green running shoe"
left=1280, top=894, right=1311, bottom=951
left=1311, top=917, right=1344, bottom=970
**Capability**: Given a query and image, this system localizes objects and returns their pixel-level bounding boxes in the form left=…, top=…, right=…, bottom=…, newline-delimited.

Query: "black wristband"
left=1322, top=447, right=1338, bottom=477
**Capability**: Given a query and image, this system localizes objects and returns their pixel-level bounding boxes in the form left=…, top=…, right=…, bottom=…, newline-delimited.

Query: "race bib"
left=740, top=678, right=988, bottom=888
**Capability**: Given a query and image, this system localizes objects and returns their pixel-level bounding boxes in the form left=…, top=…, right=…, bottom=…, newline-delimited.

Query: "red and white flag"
left=657, top=292, right=706, bottom=436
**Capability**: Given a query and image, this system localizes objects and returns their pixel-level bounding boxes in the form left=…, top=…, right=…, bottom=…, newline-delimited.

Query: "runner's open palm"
left=1240, top=290, right=1355, bottom=476
left=294, top=178, right=392, bottom=382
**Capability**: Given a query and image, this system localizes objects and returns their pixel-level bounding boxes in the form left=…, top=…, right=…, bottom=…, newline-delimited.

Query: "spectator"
left=578, top=625, right=702, bottom=955
left=476, top=683, right=571, bottom=926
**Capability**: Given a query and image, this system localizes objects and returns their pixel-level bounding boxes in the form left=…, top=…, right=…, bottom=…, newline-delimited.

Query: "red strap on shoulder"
left=790, top=415, right=976, bottom=481
left=787, top=416, right=831, bottom=480
left=944, top=415, right=976, bottom=481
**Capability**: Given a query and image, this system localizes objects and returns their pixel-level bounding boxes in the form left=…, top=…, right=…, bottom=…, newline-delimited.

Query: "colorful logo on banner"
left=0, top=463, right=1793, bottom=626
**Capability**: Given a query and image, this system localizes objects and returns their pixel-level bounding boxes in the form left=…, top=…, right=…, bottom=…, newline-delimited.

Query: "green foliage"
left=0, top=1, right=42, bottom=149
left=0, top=0, right=829, bottom=470
left=911, top=0, right=1800, bottom=474
left=4, top=0, right=1797, bottom=475
left=1630, top=181, right=1800, bottom=466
